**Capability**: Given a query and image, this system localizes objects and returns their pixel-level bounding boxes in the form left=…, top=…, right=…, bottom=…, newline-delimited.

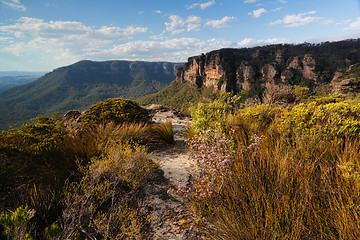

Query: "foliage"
left=277, top=98, right=360, bottom=140
left=44, top=223, right=62, bottom=240
left=179, top=129, right=234, bottom=199
left=0, top=101, right=165, bottom=238
left=184, top=96, right=360, bottom=239
left=82, top=98, right=151, bottom=126
left=0, top=116, right=76, bottom=212
left=61, top=142, right=155, bottom=239
left=292, top=85, right=310, bottom=102
left=0, top=116, right=67, bottom=155
left=0, top=206, right=35, bottom=240
left=190, top=92, right=241, bottom=133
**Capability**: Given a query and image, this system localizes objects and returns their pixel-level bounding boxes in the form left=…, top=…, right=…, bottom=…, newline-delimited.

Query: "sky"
left=0, top=0, right=360, bottom=71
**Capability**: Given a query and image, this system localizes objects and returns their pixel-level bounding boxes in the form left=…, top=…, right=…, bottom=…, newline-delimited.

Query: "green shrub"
left=277, top=99, right=360, bottom=140
left=44, top=223, right=62, bottom=240
left=190, top=93, right=241, bottom=133
left=0, top=116, right=67, bottom=156
left=82, top=98, right=151, bottom=126
left=0, top=206, right=35, bottom=239
left=0, top=116, right=75, bottom=211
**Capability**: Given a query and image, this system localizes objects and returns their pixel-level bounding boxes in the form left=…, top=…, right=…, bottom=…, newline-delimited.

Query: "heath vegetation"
left=181, top=89, right=360, bottom=239
left=0, top=98, right=174, bottom=239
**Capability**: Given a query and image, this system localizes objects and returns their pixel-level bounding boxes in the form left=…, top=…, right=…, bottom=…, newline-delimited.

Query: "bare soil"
left=141, top=105, right=206, bottom=239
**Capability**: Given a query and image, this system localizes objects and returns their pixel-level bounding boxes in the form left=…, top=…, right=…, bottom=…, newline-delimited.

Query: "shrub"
left=0, top=116, right=75, bottom=211
left=180, top=129, right=234, bottom=199
left=190, top=93, right=241, bottom=133
left=0, top=206, right=35, bottom=239
left=263, top=83, right=295, bottom=106
left=61, top=142, right=155, bottom=239
left=0, top=116, right=67, bottom=156
left=185, top=98, right=360, bottom=239
left=82, top=98, right=151, bottom=126
left=277, top=99, right=360, bottom=140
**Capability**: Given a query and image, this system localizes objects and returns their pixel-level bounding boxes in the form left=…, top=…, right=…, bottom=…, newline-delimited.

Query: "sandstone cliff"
left=176, top=40, right=360, bottom=93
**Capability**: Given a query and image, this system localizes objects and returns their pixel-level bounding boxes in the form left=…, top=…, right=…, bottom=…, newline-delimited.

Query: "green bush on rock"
left=82, top=98, right=151, bottom=126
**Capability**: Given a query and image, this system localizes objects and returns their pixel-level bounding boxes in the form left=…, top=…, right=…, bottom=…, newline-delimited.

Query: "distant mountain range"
left=0, top=60, right=182, bottom=129
left=0, top=75, right=43, bottom=92
left=0, top=71, right=46, bottom=77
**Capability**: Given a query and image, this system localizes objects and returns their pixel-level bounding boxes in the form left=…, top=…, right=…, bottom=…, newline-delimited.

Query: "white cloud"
left=269, top=11, right=322, bottom=27
left=248, top=8, right=267, bottom=18
left=0, top=17, right=147, bottom=59
left=186, top=0, right=215, bottom=10
left=0, top=0, right=26, bottom=11
left=248, top=7, right=282, bottom=18
left=164, top=15, right=236, bottom=34
left=97, top=37, right=286, bottom=62
left=243, top=0, right=258, bottom=3
left=165, top=15, right=186, bottom=34
left=155, top=10, right=162, bottom=14
left=346, top=17, right=360, bottom=30
left=205, top=16, right=236, bottom=28
left=237, top=37, right=287, bottom=47
left=164, top=15, right=202, bottom=34
left=186, top=16, right=202, bottom=31
left=89, top=37, right=239, bottom=62
left=270, top=7, right=283, bottom=12
left=337, top=19, right=351, bottom=26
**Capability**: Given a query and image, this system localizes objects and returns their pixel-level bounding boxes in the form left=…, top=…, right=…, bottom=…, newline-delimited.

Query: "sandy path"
left=141, top=109, right=206, bottom=239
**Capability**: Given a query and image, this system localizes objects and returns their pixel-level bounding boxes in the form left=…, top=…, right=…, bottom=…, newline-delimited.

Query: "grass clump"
left=150, top=120, right=174, bottom=144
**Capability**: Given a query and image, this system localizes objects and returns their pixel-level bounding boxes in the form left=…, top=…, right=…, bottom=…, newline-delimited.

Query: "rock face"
left=331, top=78, right=360, bottom=93
left=302, top=54, right=317, bottom=81
left=261, top=64, right=277, bottom=82
left=331, top=64, right=360, bottom=93
left=175, top=40, right=360, bottom=93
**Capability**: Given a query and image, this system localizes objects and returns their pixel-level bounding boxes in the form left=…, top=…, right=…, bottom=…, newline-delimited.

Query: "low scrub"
left=183, top=97, right=360, bottom=239
left=0, top=98, right=166, bottom=238
left=82, top=98, right=151, bottom=126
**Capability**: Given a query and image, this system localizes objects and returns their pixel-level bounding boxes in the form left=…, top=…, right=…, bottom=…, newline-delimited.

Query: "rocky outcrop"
left=176, top=52, right=228, bottom=92
left=331, top=64, right=360, bottom=93
left=331, top=78, right=360, bottom=93
left=261, top=64, right=277, bottom=82
left=302, top=54, right=317, bottom=81
left=176, top=51, right=322, bottom=92
left=236, top=62, right=256, bottom=90
left=175, top=40, right=360, bottom=93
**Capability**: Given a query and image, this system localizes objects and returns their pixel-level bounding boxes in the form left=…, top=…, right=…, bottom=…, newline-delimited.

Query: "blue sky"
left=0, top=0, right=360, bottom=71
